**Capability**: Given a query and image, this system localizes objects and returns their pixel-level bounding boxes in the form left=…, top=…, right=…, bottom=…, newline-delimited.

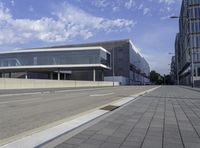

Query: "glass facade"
left=175, top=0, right=200, bottom=85
left=0, top=49, right=110, bottom=69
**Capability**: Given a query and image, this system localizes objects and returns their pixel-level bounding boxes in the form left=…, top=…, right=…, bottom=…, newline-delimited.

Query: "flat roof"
left=0, top=64, right=111, bottom=72
left=0, top=46, right=110, bottom=55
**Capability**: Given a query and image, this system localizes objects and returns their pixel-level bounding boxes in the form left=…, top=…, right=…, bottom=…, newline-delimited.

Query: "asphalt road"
left=0, top=86, right=156, bottom=141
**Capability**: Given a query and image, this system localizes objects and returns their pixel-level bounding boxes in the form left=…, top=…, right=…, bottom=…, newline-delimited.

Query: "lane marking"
left=0, top=87, right=109, bottom=98
left=90, top=93, right=114, bottom=97
left=0, top=97, right=43, bottom=105
left=0, top=92, right=87, bottom=105
left=0, top=92, right=42, bottom=98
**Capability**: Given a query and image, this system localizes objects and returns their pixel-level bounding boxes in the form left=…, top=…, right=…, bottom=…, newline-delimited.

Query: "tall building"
left=0, top=39, right=150, bottom=85
left=175, top=0, right=200, bottom=86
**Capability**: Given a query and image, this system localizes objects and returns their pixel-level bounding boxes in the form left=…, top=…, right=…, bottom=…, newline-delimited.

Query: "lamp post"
left=170, top=16, right=194, bottom=87
left=112, top=48, right=115, bottom=87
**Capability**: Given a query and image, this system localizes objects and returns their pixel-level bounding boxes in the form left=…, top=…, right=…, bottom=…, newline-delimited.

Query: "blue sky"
left=0, top=0, right=182, bottom=74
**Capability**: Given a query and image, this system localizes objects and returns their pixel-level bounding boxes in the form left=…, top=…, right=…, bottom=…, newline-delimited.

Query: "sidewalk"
left=55, top=86, right=200, bottom=148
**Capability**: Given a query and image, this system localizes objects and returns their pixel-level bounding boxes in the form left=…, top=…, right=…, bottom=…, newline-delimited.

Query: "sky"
left=0, top=0, right=182, bottom=75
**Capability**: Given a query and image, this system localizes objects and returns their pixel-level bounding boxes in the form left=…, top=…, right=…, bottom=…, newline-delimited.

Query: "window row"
left=188, top=35, right=200, bottom=48
left=188, top=7, right=200, bottom=18
left=0, top=50, right=111, bottom=67
left=188, top=21, right=200, bottom=33
left=188, top=0, right=200, bottom=5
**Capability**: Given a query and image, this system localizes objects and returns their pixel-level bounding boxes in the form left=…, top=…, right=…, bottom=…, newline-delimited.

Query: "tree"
left=150, top=70, right=163, bottom=85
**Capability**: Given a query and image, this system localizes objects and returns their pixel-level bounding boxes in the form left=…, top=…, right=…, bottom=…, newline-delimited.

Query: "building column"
left=64, top=73, right=67, bottom=80
left=102, top=70, right=104, bottom=81
left=50, top=72, right=53, bottom=80
left=195, top=66, right=198, bottom=77
left=9, top=72, right=11, bottom=78
left=25, top=72, right=28, bottom=79
left=93, top=69, right=96, bottom=82
left=57, top=70, right=60, bottom=80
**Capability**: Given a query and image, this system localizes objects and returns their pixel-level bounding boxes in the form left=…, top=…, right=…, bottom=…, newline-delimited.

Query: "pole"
left=25, top=72, right=28, bottom=79
left=176, top=52, right=179, bottom=85
left=93, top=69, right=96, bottom=82
left=57, top=69, right=60, bottom=80
left=112, top=48, right=115, bottom=87
left=189, top=18, right=194, bottom=87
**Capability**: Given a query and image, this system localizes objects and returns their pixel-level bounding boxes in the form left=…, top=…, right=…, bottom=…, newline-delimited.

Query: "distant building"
left=175, top=0, right=200, bottom=86
left=170, top=56, right=176, bottom=84
left=0, top=39, right=150, bottom=85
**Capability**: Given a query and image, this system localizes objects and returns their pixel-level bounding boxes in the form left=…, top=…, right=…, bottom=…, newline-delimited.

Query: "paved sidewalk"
left=55, top=86, right=200, bottom=148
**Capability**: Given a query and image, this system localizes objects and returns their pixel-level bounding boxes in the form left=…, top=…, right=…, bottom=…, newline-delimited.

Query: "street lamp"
left=170, top=16, right=194, bottom=87
left=169, top=52, right=179, bottom=85
left=112, top=48, right=115, bottom=87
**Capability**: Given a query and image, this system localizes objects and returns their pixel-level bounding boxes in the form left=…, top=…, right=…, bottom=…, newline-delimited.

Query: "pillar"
left=64, top=73, right=67, bottom=80
left=195, top=66, right=198, bottom=77
left=25, top=72, right=28, bottom=79
left=57, top=70, right=60, bottom=80
left=50, top=72, right=53, bottom=80
left=93, top=69, right=96, bottom=81
left=9, top=72, right=11, bottom=78
left=102, top=70, right=104, bottom=81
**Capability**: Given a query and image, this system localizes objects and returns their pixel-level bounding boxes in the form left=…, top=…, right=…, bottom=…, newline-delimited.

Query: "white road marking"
left=0, top=87, right=108, bottom=98
left=0, top=92, right=87, bottom=105
left=90, top=93, right=114, bottom=97
left=0, top=92, right=42, bottom=97
left=55, top=87, right=107, bottom=93
left=0, top=98, right=43, bottom=105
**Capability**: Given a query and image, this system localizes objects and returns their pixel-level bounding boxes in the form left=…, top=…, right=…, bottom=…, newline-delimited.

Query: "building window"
left=198, top=67, right=200, bottom=76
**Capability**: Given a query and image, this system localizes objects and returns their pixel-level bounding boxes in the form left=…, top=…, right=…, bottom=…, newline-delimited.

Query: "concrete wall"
left=0, top=78, right=119, bottom=89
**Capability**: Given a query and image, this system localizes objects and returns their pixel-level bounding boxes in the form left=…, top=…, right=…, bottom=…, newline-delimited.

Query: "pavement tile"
left=163, top=142, right=183, bottom=148
left=184, top=142, right=200, bottom=148
left=90, top=134, right=108, bottom=141
left=99, top=142, right=121, bottom=148
left=64, top=137, right=85, bottom=145
left=55, top=86, right=200, bottom=148
left=55, top=143, right=77, bottom=148
left=141, top=140, right=162, bottom=148
left=78, top=143, right=100, bottom=148
left=106, top=136, right=125, bottom=144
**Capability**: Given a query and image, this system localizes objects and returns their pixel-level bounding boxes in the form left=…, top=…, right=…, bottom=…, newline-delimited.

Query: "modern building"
left=0, top=39, right=150, bottom=85
left=175, top=0, right=200, bottom=86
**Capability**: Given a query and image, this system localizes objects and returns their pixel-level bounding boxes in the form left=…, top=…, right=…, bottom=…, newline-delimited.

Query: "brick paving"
left=55, top=86, right=200, bottom=148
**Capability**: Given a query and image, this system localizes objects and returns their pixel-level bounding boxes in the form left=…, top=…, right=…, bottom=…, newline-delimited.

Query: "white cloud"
left=124, top=0, right=136, bottom=9
left=138, top=4, right=144, bottom=10
left=143, top=8, right=151, bottom=16
left=29, top=6, right=34, bottom=12
left=92, top=0, right=108, bottom=9
left=158, top=0, right=176, bottom=5
left=0, top=2, right=135, bottom=45
left=10, top=0, right=15, bottom=7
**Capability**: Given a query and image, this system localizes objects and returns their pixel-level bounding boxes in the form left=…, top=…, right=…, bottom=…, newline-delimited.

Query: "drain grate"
left=100, top=105, right=119, bottom=111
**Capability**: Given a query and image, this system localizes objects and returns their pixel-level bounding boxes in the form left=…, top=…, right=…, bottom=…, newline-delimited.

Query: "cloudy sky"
left=0, top=0, right=182, bottom=74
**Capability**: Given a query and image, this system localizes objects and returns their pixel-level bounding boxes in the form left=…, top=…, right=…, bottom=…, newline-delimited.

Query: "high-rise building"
left=175, top=0, right=200, bottom=86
